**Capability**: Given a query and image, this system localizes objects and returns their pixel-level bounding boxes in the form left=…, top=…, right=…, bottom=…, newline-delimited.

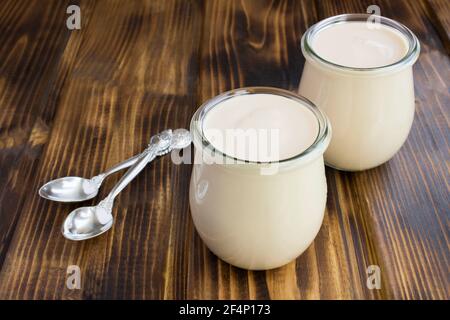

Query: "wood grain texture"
left=426, top=0, right=450, bottom=54
left=0, top=0, right=448, bottom=300
left=0, top=0, right=201, bottom=299
left=0, top=0, right=85, bottom=270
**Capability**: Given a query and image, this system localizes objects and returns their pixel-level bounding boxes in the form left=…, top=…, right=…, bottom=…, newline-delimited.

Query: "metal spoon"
left=62, top=129, right=192, bottom=241
left=39, top=129, right=189, bottom=202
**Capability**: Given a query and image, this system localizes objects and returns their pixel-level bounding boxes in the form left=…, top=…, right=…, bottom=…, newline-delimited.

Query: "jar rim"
left=190, top=87, right=331, bottom=165
left=301, top=14, right=420, bottom=73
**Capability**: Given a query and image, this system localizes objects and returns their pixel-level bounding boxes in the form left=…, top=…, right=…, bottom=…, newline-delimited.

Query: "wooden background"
left=0, top=0, right=448, bottom=299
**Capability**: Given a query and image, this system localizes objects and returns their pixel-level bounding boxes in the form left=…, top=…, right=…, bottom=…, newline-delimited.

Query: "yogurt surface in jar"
left=203, top=93, right=319, bottom=162
left=311, top=21, right=409, bottom=68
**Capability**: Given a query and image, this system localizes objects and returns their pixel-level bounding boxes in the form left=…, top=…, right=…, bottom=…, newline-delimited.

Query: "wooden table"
left=0, top=0, right=448, bottom=300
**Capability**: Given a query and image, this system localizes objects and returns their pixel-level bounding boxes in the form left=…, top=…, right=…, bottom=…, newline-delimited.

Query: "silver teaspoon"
left=62, top=129, right=192, bottom=241
left=39, top=129, right=190, bottom=202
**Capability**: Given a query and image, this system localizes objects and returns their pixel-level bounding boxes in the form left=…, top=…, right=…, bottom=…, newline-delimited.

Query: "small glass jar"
left=299, top=14, right=420, bottom=171
left=189, top=87, right=331, bottom=270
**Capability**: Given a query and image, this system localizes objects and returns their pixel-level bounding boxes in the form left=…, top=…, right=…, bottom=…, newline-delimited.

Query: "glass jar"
left=299, top=14, right=420, bottom=171
left=189, top=87, right=331, bottom=270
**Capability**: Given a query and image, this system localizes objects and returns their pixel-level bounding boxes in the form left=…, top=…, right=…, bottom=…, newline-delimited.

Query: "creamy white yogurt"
left=311, top=22, right=409, bottom=68
left=203, top=93, right=319, bottom=162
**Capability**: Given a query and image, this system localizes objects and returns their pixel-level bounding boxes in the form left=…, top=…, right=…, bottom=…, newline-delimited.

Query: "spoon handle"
left=96, top=137, right=170, bottom=179
left=107, top=144, right=159, bottom=200
left=105, top=130, right=172, bottom=200
left=102, top=154, right=142, bottom=177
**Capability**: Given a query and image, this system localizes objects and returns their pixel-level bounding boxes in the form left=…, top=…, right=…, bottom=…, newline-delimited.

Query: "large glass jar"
left=189, top=87, right=331, bottom=270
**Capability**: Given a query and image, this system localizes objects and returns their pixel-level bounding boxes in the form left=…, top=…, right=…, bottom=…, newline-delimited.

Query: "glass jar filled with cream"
left=189, top=87, right=331, bottom=270
left=299, top=14, right=420, bottom=171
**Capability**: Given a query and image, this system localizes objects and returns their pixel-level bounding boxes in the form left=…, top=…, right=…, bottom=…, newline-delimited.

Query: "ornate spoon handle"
left=106, top=130, right=172, bottom=200
left=103, top=153, right=142, bottom=176
left=88, top=138, right=166, bottom=188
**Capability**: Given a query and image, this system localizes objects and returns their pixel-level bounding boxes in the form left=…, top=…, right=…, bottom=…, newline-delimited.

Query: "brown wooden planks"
left=426, top=0, right=450, bottom=54
left=0, top=0, right=448, bottom=300
left=0, top=0, right=202, bottom=299
left=0, top=0, right=83, bottom=270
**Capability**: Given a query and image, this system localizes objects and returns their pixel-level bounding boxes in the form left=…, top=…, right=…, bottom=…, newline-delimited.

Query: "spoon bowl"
left=39, top=177, right=98, bottom=202
left=62, top=206, right=113, bottom=240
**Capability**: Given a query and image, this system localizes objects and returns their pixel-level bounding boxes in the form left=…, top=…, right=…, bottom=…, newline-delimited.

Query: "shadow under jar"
left=299, top=14, right=420, bottom=171
left=189, top=87, right=331, bottom=270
